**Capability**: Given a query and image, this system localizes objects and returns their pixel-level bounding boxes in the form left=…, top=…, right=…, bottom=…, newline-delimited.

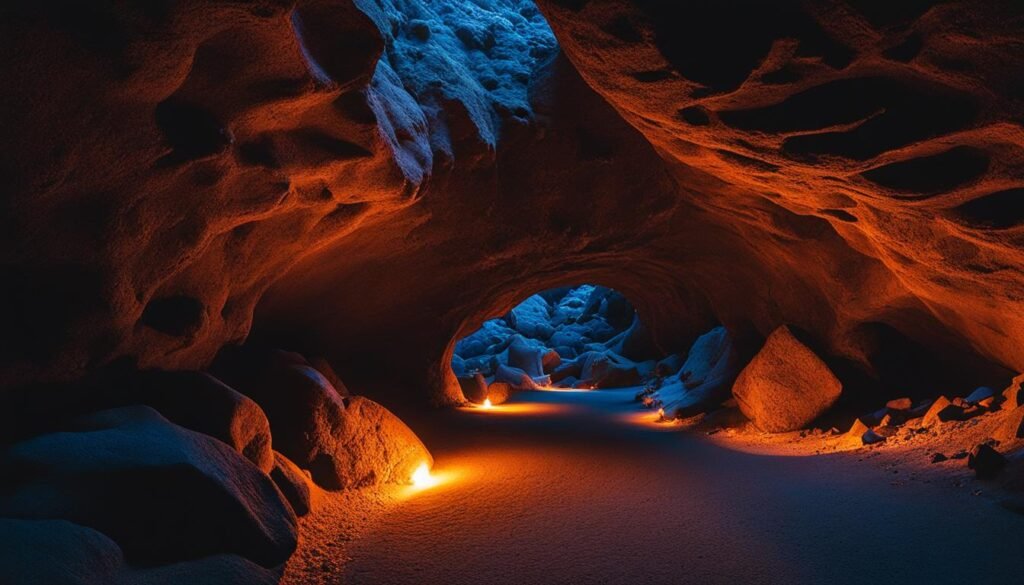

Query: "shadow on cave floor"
left=332, top=387, right=1024, bottom=585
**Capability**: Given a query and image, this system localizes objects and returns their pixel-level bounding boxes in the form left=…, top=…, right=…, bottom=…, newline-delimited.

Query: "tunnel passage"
left=451, top=285, right=660, bottom=402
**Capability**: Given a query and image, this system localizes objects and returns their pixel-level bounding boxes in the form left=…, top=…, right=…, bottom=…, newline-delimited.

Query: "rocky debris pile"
left=639, top=324, right=849, bottom=433
left=452, top=285, right=658, bottom=403
left=644, top=327, right=740, bottom=419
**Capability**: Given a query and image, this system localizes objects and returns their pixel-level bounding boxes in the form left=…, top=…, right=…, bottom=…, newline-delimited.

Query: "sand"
left=284, top=388, right=1024, bottom=585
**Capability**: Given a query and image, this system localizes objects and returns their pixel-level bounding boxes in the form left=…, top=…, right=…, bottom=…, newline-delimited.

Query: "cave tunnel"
left=2, top=0, right=1024, bottom=584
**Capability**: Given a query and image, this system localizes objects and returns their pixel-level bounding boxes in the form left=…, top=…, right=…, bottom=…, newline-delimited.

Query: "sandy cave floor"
left=283, top=388, right=1024, bottom=585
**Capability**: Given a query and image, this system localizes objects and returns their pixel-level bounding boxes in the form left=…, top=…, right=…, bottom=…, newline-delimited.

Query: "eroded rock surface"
left=212, top=347, right=431, bottom=489
left=732, top=326, right=842, bottom=432
left=0, top=406, right=297, bottom=568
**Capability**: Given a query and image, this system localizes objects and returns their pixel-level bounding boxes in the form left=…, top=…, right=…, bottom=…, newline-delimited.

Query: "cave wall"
left=2, top=0, right=1022, bottom=404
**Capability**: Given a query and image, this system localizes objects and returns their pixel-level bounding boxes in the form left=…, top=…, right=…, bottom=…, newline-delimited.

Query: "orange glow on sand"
left=410, top=462, right=437, bottom=489
left=460, top=402, right=570, bottom=416
left=536, top=385, right=591, bottom=393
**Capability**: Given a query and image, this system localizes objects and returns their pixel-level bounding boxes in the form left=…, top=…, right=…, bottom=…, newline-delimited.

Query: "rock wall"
left=2, top=1, right=1022, bottom=405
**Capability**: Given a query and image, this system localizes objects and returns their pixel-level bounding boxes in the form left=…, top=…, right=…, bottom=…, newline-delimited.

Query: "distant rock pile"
left=452, top=285, right=660, bottom=402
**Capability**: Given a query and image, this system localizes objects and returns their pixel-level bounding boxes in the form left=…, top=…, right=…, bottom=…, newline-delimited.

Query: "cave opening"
left=451, top=284, right=656, bottom=402
left=3, top=0, right=1024, bottom=583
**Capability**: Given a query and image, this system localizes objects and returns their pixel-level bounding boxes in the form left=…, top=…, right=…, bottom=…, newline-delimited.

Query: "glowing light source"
left=411, top=462, right=437, bottom=489
left=657, top=407, right=666, bottom=421
left=483, top=397, right=493, bottom=409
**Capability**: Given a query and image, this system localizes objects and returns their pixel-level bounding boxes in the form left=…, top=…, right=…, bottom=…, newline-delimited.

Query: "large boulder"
left=0, top=518, right=279, bottom=585
left=507, top=336, right=546, bottom=377
left=507, top=294, right=553, bottom=340
left=0, top=406, right=297, bottom=567
left=653, top=326, right=740, bottom=418
left=732, top=326, right=842, bottom=433
left=111, top=370, right=274, bottom=473
left=213, top=347, right=432, bottom=490
left=494, top=363, right=550, bottom=389
left=333, top=396, right=433, bottom=486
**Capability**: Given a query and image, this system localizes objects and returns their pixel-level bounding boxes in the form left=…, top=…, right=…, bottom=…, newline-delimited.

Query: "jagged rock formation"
left=1, top=0, right=1023, bottom=406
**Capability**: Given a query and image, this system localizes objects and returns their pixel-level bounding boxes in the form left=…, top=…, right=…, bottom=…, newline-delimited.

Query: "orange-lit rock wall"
left=2, top=0, right=1021, bottom=404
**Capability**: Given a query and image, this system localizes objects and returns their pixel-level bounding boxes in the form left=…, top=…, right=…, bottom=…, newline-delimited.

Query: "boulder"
left=507, top=336, right=546, bottom=377
left=507, top=295, right=553, bottom=340
left=968, top=444, right=1007, bottom=479
left=732, top=326, right=842, bottom=433
left=653, top=326, right=740, bottom=418
left=212, top=347, right=432, bottom=490
left=921, top=396, right=976, bottom=425
left=485, top=381, right=512, bottom=405
left=494, top=363, right=549, bottom=389
left=308, top=356, right=350, bottom=396
left=0, top=518, right=281, bottom=585
left=332, top=396, right=433, bottom=487
left=964, top=386, right=996, bottom=404
left=457, top=373, right=489, bottom=404
left=113, top=370, right=273, bottom=473
left=0, top=518, right=123, bottom=585
left=862, top=428, right=887, bottom=445
left=842, top=418, right=870, bottom=447
left=580, top=351, right=641, bottom=388
left=885, top=397, right=913, bottom=411
left=270, top=452, right=312, bottom=517
left=541, top=349, right=562, bottom=373
left=0, top=406, right=297, bottom=567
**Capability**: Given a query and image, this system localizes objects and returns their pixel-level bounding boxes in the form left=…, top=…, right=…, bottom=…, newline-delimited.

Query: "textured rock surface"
left=652, top=326, right=740, bottom=418
left=0, top=518, right=280, bottom=585
left=213, top=347, right=431, bottom=489
left=732, top=326, right=842, bottom=432
left=0, top=406, right=297, bottom=567
left=0, top=0, right=1021, bottom=409
left=271, top=451, right=313, bottom=517
left=109, top=370, right=274, bottom=473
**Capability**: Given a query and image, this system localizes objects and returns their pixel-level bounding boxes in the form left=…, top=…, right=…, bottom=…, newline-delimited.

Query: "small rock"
left=931, top=453, right=948, bottom=463
left=951, top=450, right=969, bottom=460
left=922, top=396, right=963, bottom=426
left=862, top=429, right=887, bottom=445
left=964, top=386, right=996, bottom=404
left=541, top=350, right=562, bottom=374
left=967, top=444, right=1007, bottom=479
left=885, top=397, right=913, bottom=411
left=457, top=373, right=489, bottom=404
left=486, top=381, right=513, bottom=404
left=907, top=399, right=933, bottom=419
